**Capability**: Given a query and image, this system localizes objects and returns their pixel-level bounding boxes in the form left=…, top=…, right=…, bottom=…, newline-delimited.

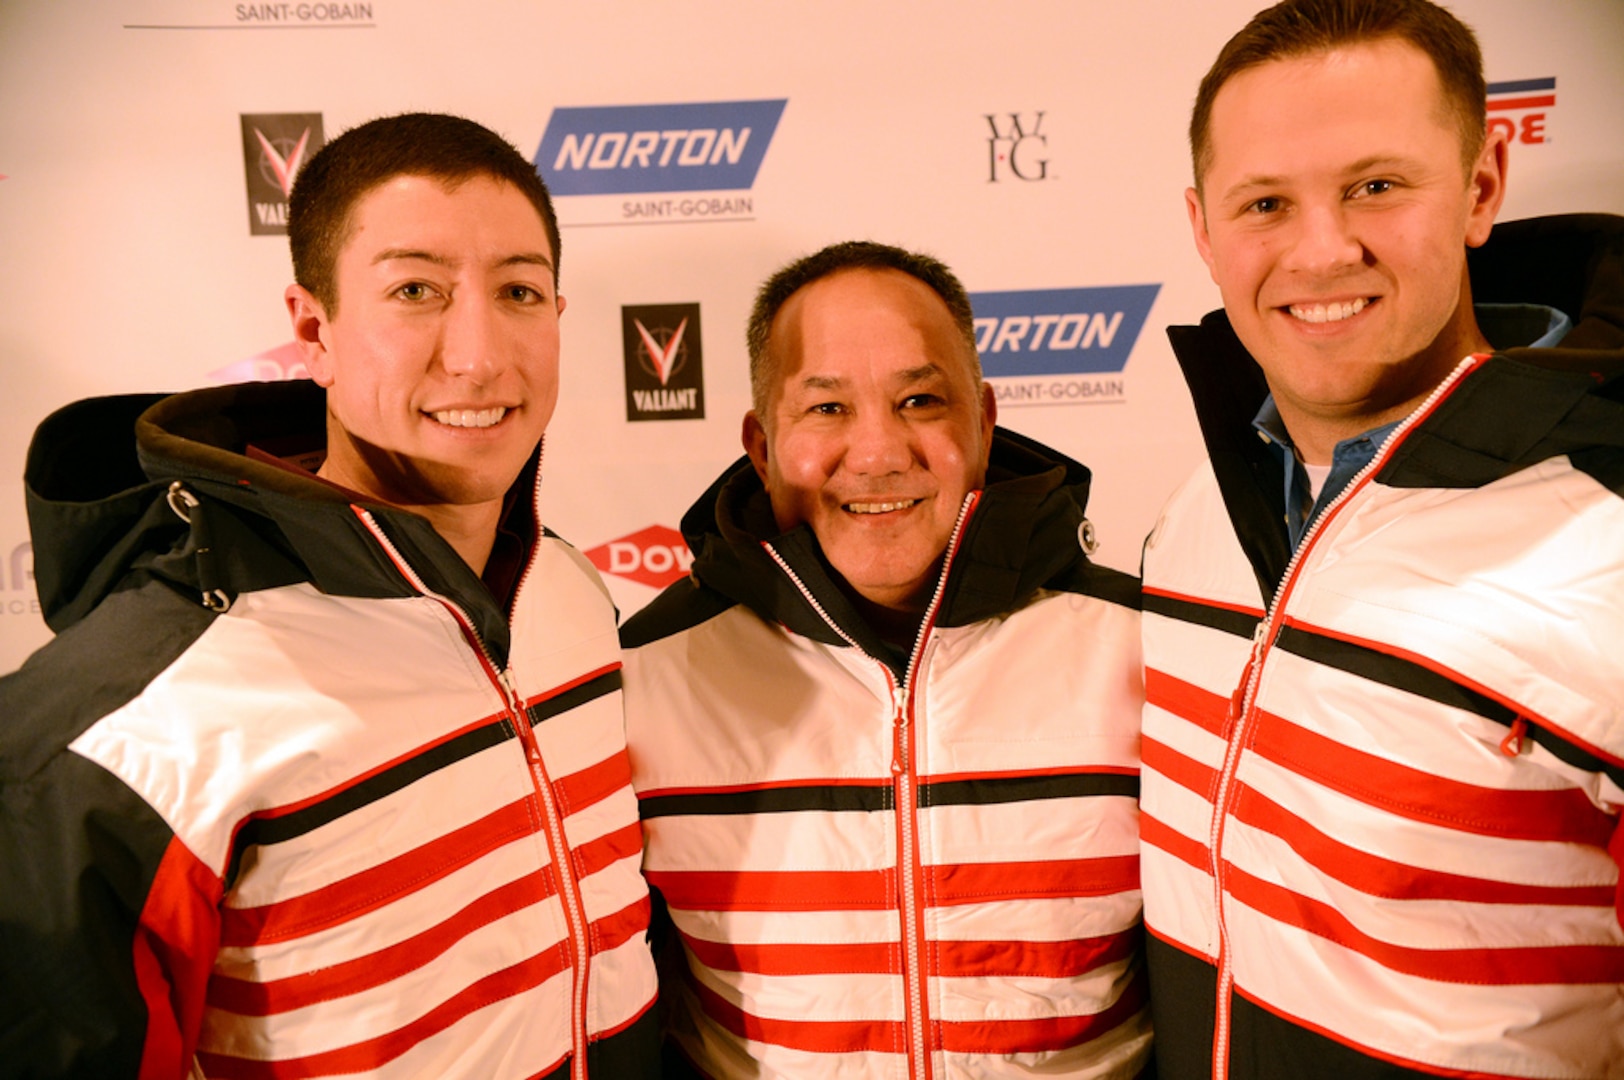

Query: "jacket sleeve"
left=0, top=748, right=222, bottom=1078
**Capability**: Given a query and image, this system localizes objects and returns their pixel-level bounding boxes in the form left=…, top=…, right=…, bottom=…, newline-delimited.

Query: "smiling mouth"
left=1288, top=298, right=1371, bottom=323
left=431, top=407, right=508, bottom=428
left=845, top=499, right=921, bottom=515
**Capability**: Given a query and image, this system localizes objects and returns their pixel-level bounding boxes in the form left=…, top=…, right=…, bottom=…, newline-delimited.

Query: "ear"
left=1464, top=127, right=1509, bottom=249
left=555, top=293, right=568, bottom=317
left=742, top=411, right=770, bottom=484
left=1186, top=187, right=1218, bottom=280
left=979, top=381, right=997, bottom=464
left=285, top=284, right=335, bottom=387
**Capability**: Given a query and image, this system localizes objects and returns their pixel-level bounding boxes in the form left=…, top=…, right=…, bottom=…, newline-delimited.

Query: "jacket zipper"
left=1204, top=356, right=1484, bottom=1079
left=761, top=492, right=980, bottom=1080
left=355, top=507, right=594, bottom=1080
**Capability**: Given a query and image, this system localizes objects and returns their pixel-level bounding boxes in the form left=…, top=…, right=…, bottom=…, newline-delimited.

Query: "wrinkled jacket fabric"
left=1140, top=214, right=1624, bottom=1079
left=0, top=380, right=659, bottom=1079
left=622, top=430, right=1153, bottom=1079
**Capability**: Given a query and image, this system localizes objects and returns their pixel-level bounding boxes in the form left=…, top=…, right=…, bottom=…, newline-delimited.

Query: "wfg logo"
left=535, top=99, right=787, bottom=197
left=240, top=113, right=324, bottom=235
left=622, top=303, right=705, bottom=421
left=986, top=111, right=1049, bottom=182
left=586, top=525, right=692, bottom=591
left=1487, top=78, right=1555, bottom=146
left=971, top=285, right=1161, bottom=406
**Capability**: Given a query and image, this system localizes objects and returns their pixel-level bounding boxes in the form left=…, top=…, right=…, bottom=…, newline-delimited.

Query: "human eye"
left=392, top=281, right=439, bottom=303
left=901, top=392, right=946, bottom=410
left=1245, top=195, right=1282, bottom=215
left=501, top=283, right=547, bottom=304
left=807, top=400, right=844, bottom=416
left=1349, top=178, right=1395, bottom=200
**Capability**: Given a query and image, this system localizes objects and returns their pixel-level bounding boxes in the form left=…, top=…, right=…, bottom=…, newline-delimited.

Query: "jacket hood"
left=25, top=380, right=529, bottom=652
left=673, top=427, right=1097, bottom=653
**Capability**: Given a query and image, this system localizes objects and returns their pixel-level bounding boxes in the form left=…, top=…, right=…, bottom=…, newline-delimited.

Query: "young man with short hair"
left=0, top=113, right=659, bottom=1079
left=1140, top=2, right=1624, bottom=1076
left=622, top=241, right=1152, bottom=1078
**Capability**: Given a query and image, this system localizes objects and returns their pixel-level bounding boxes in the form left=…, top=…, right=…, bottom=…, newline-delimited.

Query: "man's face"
left=1188, top=39, right=1506, bottom=455
left=743, top=268, right=996, bottom=616
left=287, top=174, right=563, bottom=513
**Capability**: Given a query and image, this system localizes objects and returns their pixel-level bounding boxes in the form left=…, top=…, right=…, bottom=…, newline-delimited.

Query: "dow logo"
left=1487, top=77, right=1555, bottom=146
left=240, top=113, right=324, bottom=235
left=986, top=111, right=1049, bottom=182
left=535, top=99, right=786, bottom=197
left=622, top=303, right=704, bottom=422
left=585, top=525, right=693, bottom=591
left=971, top=285, right=1160, bottom=407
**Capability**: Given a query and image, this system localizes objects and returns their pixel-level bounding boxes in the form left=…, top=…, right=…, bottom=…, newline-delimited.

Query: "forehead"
left=337, top=173, right=552, bottom=266
left=1204, top=39, right=1460, bottom=183
left=768, top=268, right=973, bottom=390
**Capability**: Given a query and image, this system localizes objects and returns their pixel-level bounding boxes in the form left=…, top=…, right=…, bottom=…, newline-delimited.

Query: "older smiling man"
left=621, top=241, right=1152, bottom=1078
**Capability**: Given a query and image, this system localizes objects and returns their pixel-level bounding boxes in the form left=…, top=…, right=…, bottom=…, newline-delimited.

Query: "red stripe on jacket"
left=135, top=836, right=224, bottom=1080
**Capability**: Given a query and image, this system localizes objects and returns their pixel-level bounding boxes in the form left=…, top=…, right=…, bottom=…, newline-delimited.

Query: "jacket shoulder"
left=620, top=576, right=738, bottom=650
left=1046, top=559, right=1142, bottom=612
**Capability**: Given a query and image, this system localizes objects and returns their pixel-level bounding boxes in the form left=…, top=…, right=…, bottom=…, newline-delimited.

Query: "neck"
left=850, top=592, right=927, bottom=650
left=406, top=502, right=502, bottom=575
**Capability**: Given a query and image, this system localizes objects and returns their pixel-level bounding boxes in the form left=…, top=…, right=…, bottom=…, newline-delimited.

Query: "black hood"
left=668, top=427, right=1099, bottom=655
left=24, top=380, right=529, bottom=661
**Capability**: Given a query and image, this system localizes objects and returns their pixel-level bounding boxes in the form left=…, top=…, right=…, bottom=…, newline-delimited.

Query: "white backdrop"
left=1, top=0, right=1620, bottom=669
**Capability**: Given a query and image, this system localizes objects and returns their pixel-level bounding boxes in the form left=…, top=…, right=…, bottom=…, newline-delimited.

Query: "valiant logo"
left=971, top=285, right=1160, bottom=406
left=585, top=525, right=693, bottom=591
left=3, top=542, right=38, bottom=617
left=535, top=99, right=786, bottom=205
left=241, top=113, right=324, bottom=235
left=623, top=303, right=705, bottom=421
left=1487, top=78, right=1555, bottom=146
left=986, top=111, right=1049, bottom=182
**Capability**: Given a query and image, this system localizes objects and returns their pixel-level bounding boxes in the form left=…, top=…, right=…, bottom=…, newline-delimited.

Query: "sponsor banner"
left=585, top=525, right=692, bottom=591
left=622, top=303, right=705, bottom=422
left=124, top=3, right=377, bottom=30
left=209, top=340, right=308, bottom=383
left=534, top=99, right=787, bottom=197
left=240, top=113, right=324, bottom=235
left=985, top=111, right=1050, bottom=182
left=971, top=285, right=1159, bottom=407
left=1487, top=77, right=1555, bottom=146
left=2, top=541, right=38, bottom=618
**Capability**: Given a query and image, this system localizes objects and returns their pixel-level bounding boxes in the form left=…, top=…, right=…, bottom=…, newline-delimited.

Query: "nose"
left=844, top=407, right=914, bottom=477
left=438, top=293, right=502, bottom=383
left=1279, top=203, right=1364, bottom=276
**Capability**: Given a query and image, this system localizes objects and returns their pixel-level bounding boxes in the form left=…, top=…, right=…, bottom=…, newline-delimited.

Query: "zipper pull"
left=1499, top=716, right=1530, bottom=757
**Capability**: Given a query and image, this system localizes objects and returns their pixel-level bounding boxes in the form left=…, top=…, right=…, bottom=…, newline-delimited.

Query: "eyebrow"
left=371, top=248, right=556, bottom=273
left=795, top=363, right=945, bottom=392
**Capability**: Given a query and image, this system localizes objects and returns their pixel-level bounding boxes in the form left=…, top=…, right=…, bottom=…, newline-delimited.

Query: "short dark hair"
left=287, top=112, right=561, bottom=313
left=1190, top=0, right=1486, bottom=190
left=745, top=240, right=981, bottom=415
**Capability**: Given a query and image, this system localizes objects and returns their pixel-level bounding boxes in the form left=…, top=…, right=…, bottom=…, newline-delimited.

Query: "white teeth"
left=845, top=500, right=919, bottom=515
left=432, top=407, right=507, bottom=428
left=1289, top=297, right=1369, bottom=323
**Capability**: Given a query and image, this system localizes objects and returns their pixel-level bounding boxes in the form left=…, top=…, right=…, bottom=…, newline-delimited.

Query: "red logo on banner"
left=586, top=525, right=693, bottom=590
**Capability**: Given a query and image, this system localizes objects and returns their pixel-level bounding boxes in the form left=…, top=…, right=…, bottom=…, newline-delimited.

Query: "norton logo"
left=240, top=113, right=324, bottom=236
left=622, top=303, right=704, bottom=422
left=1487, top=78, right=1555, bottom=146
left=970, top=285, right=1160, bottom=407
left=585, top=525, right=693, bottom=591
left=208, top=341, right=309, bottom=384
left=534, top=99, right=786, bottom=200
